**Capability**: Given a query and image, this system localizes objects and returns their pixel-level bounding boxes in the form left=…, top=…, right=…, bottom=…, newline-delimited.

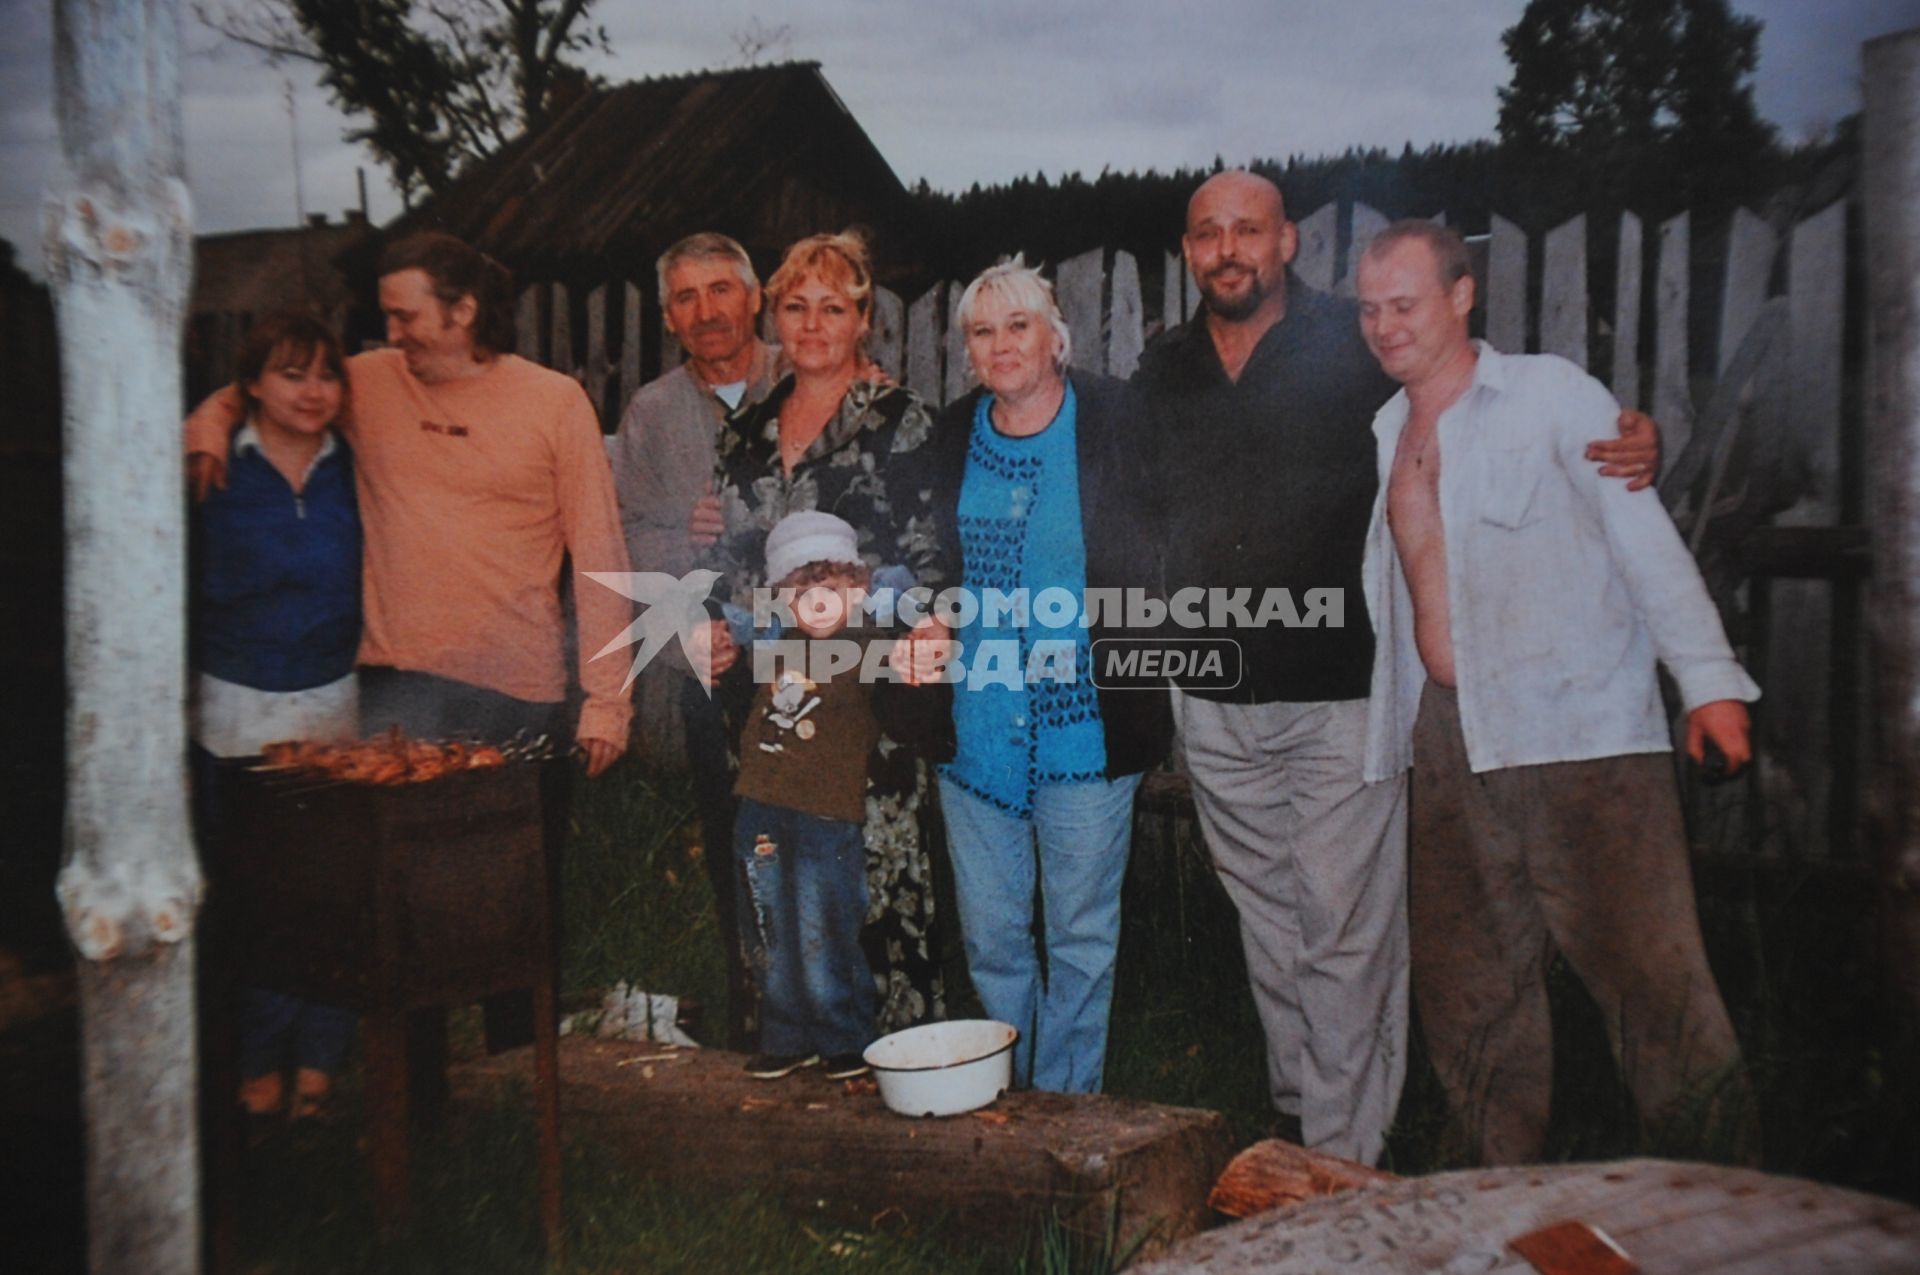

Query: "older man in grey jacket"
left=612, top=232, right=778, bottom=1049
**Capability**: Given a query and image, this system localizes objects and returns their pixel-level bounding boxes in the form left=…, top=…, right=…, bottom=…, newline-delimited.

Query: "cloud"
left=2, top=0, right=1911, bottom=272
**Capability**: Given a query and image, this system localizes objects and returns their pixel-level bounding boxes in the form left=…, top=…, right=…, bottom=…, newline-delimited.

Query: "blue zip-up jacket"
left=191, top=430, right=362, bottom=692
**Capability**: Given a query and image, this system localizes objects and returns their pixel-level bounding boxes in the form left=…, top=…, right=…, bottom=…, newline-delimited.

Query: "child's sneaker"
left=822, top=1053, right=870, bottom=1080
left=743, top=1052, right=820, bottom=1079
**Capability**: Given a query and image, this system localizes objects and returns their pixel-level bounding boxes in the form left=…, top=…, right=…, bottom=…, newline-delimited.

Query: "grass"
left=234, top=1093, right=1005, bottom=1274
left=9, top=746, right=1917, bottom=1271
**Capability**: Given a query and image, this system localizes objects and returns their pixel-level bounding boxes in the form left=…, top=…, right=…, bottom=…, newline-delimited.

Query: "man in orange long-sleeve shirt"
left=187, top=233, right=633, bottom=774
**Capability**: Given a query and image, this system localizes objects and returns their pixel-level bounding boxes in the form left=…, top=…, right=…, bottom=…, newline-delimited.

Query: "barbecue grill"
left=201, top=738, right=566, bottom=1262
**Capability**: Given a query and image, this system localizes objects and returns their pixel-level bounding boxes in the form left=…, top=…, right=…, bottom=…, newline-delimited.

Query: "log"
left=1139, top=1159, right=1920, bottom=1274
left=1207, top=1138, right=1394, bottom=1219
left=454, top=1038, right=1235, bottom=1262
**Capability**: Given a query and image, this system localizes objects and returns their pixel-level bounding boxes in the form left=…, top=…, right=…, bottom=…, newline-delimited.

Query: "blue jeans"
left=938, top=773, right=1143, bottom=1093
left=733, top=798, right=875, bottom=1057
left=240, top=990, right=357, bottom=1078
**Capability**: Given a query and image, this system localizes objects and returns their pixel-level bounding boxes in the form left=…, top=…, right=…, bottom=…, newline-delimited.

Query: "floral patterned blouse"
left=706, top=374, right=949, bottom=1034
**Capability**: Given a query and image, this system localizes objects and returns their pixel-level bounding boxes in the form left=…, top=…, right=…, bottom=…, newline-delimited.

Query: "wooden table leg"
left=531, top=979, right=563, bottom=1260
left=199, top=920, right=241, bottom=1274
left=362, top=1008, right=411, bottom=1233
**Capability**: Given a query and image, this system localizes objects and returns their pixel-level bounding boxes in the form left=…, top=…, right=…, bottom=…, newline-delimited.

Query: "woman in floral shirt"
left=701, top=231, right=947, bottom=1034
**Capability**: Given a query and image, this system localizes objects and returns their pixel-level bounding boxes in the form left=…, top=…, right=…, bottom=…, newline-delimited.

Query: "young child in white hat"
left=730, top=510, right=941, bottom=1080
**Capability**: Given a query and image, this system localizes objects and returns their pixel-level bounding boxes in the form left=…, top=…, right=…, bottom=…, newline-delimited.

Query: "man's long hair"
left=379, top=232, right=516, bottom=358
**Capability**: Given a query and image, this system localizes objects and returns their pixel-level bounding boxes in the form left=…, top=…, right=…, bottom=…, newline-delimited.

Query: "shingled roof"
left=393, top=61, right=920, bottom=280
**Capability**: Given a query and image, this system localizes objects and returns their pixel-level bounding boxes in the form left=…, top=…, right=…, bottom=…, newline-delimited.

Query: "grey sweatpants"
left=1410, top=683, right=1755, bottom=1165
left=1171, top=689, right=1409, bottom=1165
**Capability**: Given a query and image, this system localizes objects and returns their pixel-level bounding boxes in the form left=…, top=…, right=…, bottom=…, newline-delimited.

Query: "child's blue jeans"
left=732, top=797, right=875, bottom=1057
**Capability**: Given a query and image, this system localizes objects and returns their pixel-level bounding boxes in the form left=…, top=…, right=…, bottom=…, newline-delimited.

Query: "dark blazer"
left=911, top=369, right=1172, bottom=779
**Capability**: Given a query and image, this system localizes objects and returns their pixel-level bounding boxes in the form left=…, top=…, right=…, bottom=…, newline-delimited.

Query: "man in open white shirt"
left=1356, top=220, right=1759, bottom=1165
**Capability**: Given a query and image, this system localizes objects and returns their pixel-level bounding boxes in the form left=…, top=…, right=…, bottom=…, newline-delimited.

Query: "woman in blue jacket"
left=191, top=312, right=361, bottom=1121
left=906, top=259, right=1170, bottom=1092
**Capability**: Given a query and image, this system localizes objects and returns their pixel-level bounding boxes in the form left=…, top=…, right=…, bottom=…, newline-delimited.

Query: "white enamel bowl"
left=863, top=1019, right=1019, bottom=1118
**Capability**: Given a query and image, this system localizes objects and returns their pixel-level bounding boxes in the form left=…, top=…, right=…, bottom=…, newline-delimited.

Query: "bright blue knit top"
left=941, top=383, right=1107, bottom=816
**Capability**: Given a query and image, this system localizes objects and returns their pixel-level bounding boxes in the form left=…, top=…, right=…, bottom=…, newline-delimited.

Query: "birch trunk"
left=46, top=0, right=199, bottom=1270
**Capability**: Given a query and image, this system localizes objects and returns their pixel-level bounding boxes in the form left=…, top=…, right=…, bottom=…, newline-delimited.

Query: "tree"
left=1497, top=0, right=1774, bottom=168
left=50, top=0, right=201, bottom=1267
left=197, top=0, right=610, bottom=201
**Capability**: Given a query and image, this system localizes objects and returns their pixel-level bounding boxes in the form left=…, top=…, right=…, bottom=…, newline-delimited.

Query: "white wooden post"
left=1540, top=213, right=1588, bottom=368
left=1161, top=251, right=1185, bottom=329
left=1652, top=212, right=1694, bottom=464
left=1107, top=249, right=1145, bottom=380
left=47, top=0, right=200, bottom=1269
left=1057, top=247, right=1104, bottom=375
left=943, top=280, right=969, bottom=407
left=1613, top=212, right=1644, bottom=407
left=1339, top=202, right=1388, bottom=298
left=1487, top=214, right=1528, bottom=354
left=1767, top=201, right=1850, bottom=859
left=1863, top=25, right=1920, bottom=1027
left=548, top=281, right=572, bottom=377
left=1293, top=202, right=1338, bottom=294
left=870, top=285, right=904, bottom=383
left=619, top=281, right=642, bottom=410
left=1719, top=209, right=1778, bottom=375
left=584, top=282, right=609, bottom=415
left=516, top=283, right=542, bottom=361
left=905, top=282, right=943, bottom=404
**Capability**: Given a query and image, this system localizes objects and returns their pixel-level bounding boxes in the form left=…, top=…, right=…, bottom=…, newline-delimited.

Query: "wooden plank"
left=1763, top=201, right=1849, bottom=860
left=619, top=282, right=641, bottom=411
left=1719, top=208, right=1778, bottom=375
left=1108, top=249, right=1146, bottom=380
left=1057, top=247, right=1104, bottom=374
left=944, top=280, right=970, bottom=406
left=1487, top=214, right=1528, bottom=353
left=1653, top=212, right=1694, bottom=465
left=870, top=285, right=904, bottom=382
left=1162, top=251, right=1185, bottom=329
left=1339, top=202, right=1389, bottom=297
left=905, top=283, right=943, bottom=404
left=660, top=326, right=681, bottom=374
left=1140, top=1159, right=1920, bottom=1274
left=1864, top=21, right=1920, bottom=1036
left=1293, top=202, right=1337, bottom=295
left=1183, top=258, right=1200, bottom=322
left=1786, top=201, right=1847, bottom=516
left=456, top=1038, right=1235, bottom=1265
left=548, top=282, right=572, bottom=377
left=516, top=285, right=542, bottom=362
left=584, top=284, right=609, bottom=421
left=1613, top=211, right=1644, bottom=407
left=1540, top=213, right=1588, bottom=367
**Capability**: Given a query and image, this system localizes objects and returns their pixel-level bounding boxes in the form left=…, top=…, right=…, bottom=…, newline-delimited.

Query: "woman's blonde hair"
left=956, top=255, right=1072, bottom=370
left=766, top=230, right=874, bottom=315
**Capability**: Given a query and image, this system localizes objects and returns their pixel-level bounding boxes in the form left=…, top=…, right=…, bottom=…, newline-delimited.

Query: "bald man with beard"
left=1131, top=171, right=1659, bottom=1164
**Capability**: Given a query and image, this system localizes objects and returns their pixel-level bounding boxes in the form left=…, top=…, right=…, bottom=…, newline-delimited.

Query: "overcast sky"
left=2, top=0, right=1914, bottom=276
